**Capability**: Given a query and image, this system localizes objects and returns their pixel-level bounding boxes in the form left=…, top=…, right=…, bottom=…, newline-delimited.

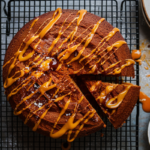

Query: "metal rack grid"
left=0, top=0, right=139, bottom=149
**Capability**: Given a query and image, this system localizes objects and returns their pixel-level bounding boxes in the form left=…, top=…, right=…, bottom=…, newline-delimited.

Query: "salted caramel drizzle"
left=3, top=57, right=14, bottom=68
left=111, top=59, right=135, bottom=75
left=131, top=49, right=141, bottom=60
left=32, top=101, right=53, bottom=131
left=90, top=81, right=101, bottom=92
left=50, top=95, right=96, bottom=141
left=102, top=61, right=121, bottom=72
left=7, top=78, right=32, bottom=100
left=88, top=41, right=126, bottom=73
left=106, top=85, right=131, bottom=109
left=3, top=18, right=39, bottom=68
left=95, top=83, right=131, bottom=109
left=47, top=14, right=76, bottom=53
left=74, top=29, right=123, bottom=74
left=67, top=110, right=95, bottom=142
left=32, top=91, right=72, bottom=131
left=50, top=99, right=71, bottom=132
left=79, top=28, right=119, bottom=64
left=54, top=10, right=88, bottom=58
left=96, top=85, right=115, bottom=103
left=57, top=25, right=93, bottom=61
left=4, top=8, right=62, bottom=89
left=7, top=70, right=43, bottom=100
left=39, top=59, right=52, bottom=71
left=54, top=24, right=92, bottom=57
left=67, top=18, right=105, bottom=64
left=24, top=94, right=48, bottom=125
left=39, top=8, right=62, bottom=39
left=139, top=91, right=150, bottom=112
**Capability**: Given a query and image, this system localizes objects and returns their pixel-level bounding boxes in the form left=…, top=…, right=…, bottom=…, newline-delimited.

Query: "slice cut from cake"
left=84, top=80, right=140, bottom=128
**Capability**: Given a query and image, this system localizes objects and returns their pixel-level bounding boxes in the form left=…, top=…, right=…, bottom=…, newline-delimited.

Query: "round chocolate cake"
left=3, top=8, right=139, bottom=142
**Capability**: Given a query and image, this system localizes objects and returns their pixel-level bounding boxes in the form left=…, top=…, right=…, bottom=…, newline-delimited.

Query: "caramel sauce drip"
left=67, top=18, right=105, bottom=64
left=106, top=85, right=131, bottom=109
left=70, top=9, right=87, bottom=41
left=79, top=27, right=120, bottom=64
left=131, top=50, right=142, bottom=65
left=110, top=59, right=135, bottom=75
left=50, top=96, right=96, bottom=142
left=90, top=81, right=101, bottom=92
left=106, top=41, right=126, bottom=52
left=67, top=110, right=95, bottom=142
left=139, top=91, right=150, bottom=112
left=88, top=41, right=126, bottom=73
left=135, top=59, right=142, bottom=65
left=4, top=8, right=62, bottom=89
left=96, top=85, right=115, bottom=103
left=102, top=61, right=121, bottom=72
left=32, top=101, right=53, bottom=131
left=131, top=50, right=141, bottom=60
left=146, top=74, right=150, bottom=77
left=144, top=66, right=149, bottom=70
left=39, top=8, right=62, bottom=39
left=39, top=59, right=52, bottom=71
left=48, top=14, right=77, bottom=53
left=38, top=78, right=56, bottom=95
left=3, top=57, right=14, bottom=68
left=92, top=82, right=131, bottom=109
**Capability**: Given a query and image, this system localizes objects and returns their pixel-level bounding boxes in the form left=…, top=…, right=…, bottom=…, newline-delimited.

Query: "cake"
left=84, top=80, right=140, bottom=128
left=3, top=8, right=139, bottom=142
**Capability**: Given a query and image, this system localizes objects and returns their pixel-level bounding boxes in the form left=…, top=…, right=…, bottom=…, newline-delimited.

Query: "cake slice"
left=84, top=80, right=140, bottom=128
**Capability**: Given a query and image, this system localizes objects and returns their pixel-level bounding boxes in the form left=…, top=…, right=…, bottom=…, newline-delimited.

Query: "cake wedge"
left=84, top=80, right=140, bottom=128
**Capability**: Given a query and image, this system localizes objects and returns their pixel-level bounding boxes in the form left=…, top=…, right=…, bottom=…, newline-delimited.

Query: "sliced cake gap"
left=71, top=75, right=105, bottom=118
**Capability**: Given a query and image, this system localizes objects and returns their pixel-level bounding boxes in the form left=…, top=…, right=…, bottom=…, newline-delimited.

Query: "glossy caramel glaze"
left=139, top=91, right=150, bottom=112
left=131, top=50, right=141, bottom=60
left=131, top=50, right=142, bottom=65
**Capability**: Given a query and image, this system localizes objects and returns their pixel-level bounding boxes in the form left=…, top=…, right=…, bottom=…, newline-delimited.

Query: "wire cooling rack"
left=1, top=0, right=139, bottom=149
